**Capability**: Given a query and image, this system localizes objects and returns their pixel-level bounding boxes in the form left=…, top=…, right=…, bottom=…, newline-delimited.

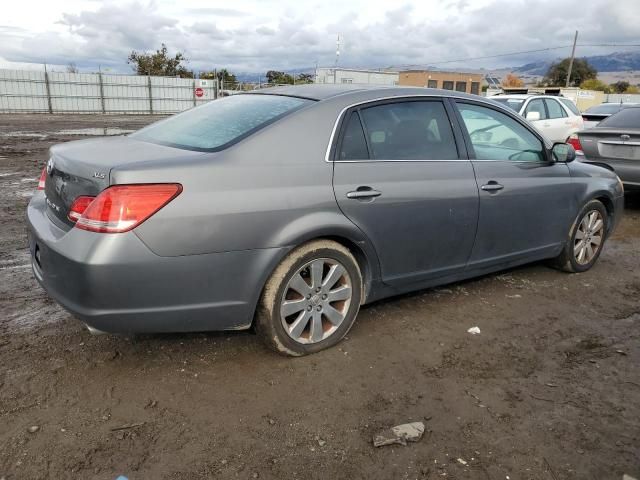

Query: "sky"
left=0, top=0, right=639, bottom=75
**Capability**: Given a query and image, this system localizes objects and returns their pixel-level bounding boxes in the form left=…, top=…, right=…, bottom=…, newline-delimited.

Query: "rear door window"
left=524, top=99, right=548, bottom=120
left=545, top=99, right=567, bottom=118
left=131, top=94, right=312, bottom=151
left=357, top=100, right=459, bottom=160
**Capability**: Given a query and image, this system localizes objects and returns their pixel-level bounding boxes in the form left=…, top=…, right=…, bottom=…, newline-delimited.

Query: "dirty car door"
left=454, top=101, right=574, bottom=269
left=331, top=99, right=479, bottom=287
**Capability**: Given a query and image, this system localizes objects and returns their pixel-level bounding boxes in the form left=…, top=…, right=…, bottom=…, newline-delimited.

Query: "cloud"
left=182, top=7, right=249, bottom=17
left=0, top=0, right=638, bottom=74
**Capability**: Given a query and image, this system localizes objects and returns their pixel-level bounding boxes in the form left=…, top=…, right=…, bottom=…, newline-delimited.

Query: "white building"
left=315, top=67, right=399, bottom=85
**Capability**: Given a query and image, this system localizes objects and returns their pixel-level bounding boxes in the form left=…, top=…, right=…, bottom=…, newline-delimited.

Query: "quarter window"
left=337, top=112, right=369, bottom=160
left=456, top=103, right=545, bottom=162
left=524, top=99, right=548, bottom=120
left=545, top=99, right=567, bottom=118
left=357, top=101, right=458, bottom=160
left=559, top=98, right=581, bottom=116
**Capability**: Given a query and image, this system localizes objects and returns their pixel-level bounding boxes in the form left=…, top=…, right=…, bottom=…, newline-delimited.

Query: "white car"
left=491, top=94, right=584, bottom=143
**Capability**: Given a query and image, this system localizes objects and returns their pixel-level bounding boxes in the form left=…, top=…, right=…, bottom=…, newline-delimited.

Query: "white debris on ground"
left=467, top=326, right=481, bottom=335
left=373, top=422, right=425, bottom=447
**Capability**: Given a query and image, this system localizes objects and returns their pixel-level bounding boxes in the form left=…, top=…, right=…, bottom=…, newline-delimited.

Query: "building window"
left=427, top=79, right=438, bottom=88
left=471, top=82, right=480, bottom=95
left=341, top=78, right=353, bottom=84
left=442, top=81, right=454, bottom=90
left=455, top=81, right=467, bottom=92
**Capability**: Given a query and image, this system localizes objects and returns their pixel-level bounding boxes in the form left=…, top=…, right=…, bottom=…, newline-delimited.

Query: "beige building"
left=399, top=70, right=484, bottom=95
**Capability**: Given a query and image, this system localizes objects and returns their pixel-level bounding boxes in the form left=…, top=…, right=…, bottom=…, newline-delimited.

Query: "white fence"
left=605, top=93, right=640, bottom=103
left=0, top=69, right=219, bottom=114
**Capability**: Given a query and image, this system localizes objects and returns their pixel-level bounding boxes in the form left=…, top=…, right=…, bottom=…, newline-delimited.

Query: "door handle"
left=346, top=187, right=382, bottom=199
left=481, top=182, right=504, bottom=192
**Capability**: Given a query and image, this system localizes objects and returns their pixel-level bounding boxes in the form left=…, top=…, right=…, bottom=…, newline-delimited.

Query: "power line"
left=385, top=43, right=640, bottom=70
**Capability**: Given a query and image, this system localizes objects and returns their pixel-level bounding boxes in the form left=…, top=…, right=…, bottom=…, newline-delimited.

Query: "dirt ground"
left=0, top=114, right=639, bottom=480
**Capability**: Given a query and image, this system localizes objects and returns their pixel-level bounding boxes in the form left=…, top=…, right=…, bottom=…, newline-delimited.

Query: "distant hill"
left=514, top=51, right=640, bottom=76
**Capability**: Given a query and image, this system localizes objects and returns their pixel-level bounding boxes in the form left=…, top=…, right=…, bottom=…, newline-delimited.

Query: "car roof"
left=249, top=84, right=482, bottom=102
left=492, top=94, right=530, bottom=99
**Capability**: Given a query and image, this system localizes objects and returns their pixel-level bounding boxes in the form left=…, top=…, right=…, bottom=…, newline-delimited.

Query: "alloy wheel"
left=280, top=258, right=353, bottom=344
left=574, top=210, right=604, bottom=265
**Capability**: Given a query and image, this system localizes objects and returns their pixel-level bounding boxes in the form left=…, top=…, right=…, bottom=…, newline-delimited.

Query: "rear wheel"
left=256, top=240, right=362, bottom=356
left=553, top=199, right=608, bottom=273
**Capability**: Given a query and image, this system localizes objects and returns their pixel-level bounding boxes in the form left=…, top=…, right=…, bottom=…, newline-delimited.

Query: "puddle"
left=54, top=127, right=134, bottom=136
left=1, top=127, right=134, bottom=138
left=1, top=132, right=47, bottom=138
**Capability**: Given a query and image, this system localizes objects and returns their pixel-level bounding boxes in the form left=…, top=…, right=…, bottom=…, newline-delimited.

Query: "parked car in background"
left=573, top=106, right=640, bottom=190
left=491, top=94, right=584, bottom=143
left=581, top=102, right=640, bottom=129
left=28, top=85, right=624, bottom=356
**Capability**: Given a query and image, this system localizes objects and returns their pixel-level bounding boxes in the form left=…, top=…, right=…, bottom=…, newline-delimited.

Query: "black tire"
left=256, top=240, right=362, bottom=356
left=553, top=199, right=609, bottom=273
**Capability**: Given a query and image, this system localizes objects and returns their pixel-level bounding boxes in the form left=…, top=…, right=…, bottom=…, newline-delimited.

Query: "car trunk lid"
left=579, top=128, right=640, bottom=160
left=43, top=135, right=204, bottom=229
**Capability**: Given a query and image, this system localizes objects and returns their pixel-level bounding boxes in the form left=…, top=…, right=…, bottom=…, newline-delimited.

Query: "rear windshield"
left=584, top=104, right=623, bottom=115
left=131, top=94, right=312, bottom=151
left=492, top=98, right=525, bottom=112
left=598, top=107, right=640, bottom=128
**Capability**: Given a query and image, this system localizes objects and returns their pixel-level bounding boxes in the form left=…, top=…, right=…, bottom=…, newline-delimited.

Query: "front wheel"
left=553, top=199, right=609, bottom=273
left=256, top=240, right=362, bottom=356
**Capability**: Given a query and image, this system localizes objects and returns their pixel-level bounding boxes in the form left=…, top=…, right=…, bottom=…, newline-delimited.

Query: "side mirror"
left=552, top=142, right=576, bottom=163
left=525, top=111, right=541, bottom=121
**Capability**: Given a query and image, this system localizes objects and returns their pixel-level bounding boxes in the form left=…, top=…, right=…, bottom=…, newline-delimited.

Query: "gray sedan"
left=576, top=106, right=640, bottom=190
left=27, top=85, right=624, bottom=356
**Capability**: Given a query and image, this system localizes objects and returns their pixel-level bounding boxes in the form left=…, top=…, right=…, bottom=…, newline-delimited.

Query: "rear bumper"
left=27, top=192, right=286, bottom=333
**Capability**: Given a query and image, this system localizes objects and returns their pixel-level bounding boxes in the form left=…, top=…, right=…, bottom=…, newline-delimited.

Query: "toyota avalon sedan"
left=572, top=106, right=640, bottom=190
left=28, top=85, right=624, bottom=356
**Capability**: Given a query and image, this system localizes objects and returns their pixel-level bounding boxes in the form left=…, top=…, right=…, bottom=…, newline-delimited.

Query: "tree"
left=296, top=73, right=314, bottom=84
left=501, top=73, right=524, bottom=88
left=543, top=58, right=597, bottom=87
left=610, top=81, right=630, bottom=93
left=200, top=69, right=237, bottom=85
left=266, top=70, right=294, bottom=84
left=580, top=78, right=611, bottom=93
left=127, top=44, right=193, bottom=77
left=625, top=85, right=640, bottom=94
left=66, top=62, right=78, bottom=74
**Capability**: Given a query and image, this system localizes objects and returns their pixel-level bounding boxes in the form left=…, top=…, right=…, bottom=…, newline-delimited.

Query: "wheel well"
left=250, top=235, right=374, bottom=330
left=323, top=235, right=372, bottom=299
left=595, top=195, right=615, bottom=233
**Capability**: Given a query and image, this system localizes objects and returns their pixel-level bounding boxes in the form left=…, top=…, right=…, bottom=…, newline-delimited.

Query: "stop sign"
left=195, top=87, right=204, bottom=98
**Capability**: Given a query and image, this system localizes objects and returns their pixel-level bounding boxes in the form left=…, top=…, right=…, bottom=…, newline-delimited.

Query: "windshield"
left=598, top=107, right=640, bottom=128
left=492, top=98, right=525, bottom=112
left=131, top=94, right=312, bottom=151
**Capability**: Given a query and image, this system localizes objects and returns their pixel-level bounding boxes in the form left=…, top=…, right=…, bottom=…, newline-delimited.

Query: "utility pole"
left=566, top=30, right=578, bottom=88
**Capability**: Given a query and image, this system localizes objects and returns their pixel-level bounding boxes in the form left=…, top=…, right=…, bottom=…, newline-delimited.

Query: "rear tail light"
left=567, top=133, right=583, bottom=155
left=37, top=167, right=47, bottom=190
left=68, top=196, right=95, bottom=222
left=73, top=184, right=182, bottom=233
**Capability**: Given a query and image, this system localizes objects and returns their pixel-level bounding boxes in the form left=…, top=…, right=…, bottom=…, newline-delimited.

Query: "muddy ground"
left=0, top=114, right=638, bottom=480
